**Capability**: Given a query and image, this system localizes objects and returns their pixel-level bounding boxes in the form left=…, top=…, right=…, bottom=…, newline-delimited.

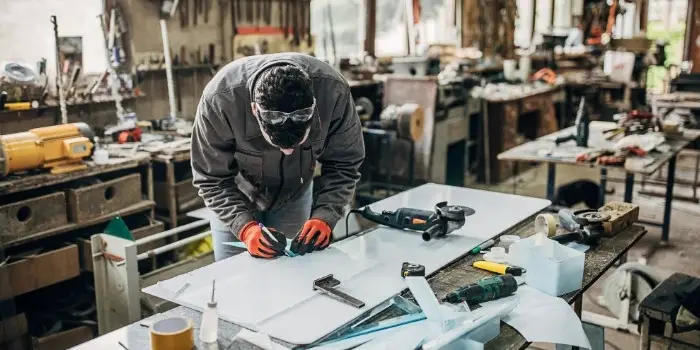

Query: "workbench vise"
left=555, top=98, right=590, bottom=147
left=0, top=122, right=94, bottom=176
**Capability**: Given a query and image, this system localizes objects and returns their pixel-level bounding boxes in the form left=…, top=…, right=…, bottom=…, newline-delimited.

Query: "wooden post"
left=364, top=0, right=376, bottom=57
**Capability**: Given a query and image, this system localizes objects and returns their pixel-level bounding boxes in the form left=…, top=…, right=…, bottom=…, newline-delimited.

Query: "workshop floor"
left=469, top=156, right=700, bottom=350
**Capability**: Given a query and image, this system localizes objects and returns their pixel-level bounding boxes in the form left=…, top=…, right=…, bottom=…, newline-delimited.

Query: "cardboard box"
left=32, top=326, right=93, bottom=350
left=7, top=244, right=80, bottom=296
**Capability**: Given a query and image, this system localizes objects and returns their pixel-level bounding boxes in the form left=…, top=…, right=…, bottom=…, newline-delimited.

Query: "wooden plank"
left=7, top=244, right=80, bottom=296
left=32, top=326, right=93, bottom=350
left=0, top=154, right=150, bottom=196
left=4, top=200, right=155, bottom=248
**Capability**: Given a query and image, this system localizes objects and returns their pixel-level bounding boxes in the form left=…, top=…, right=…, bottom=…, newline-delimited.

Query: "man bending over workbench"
left=191, top=53, right=365, bottom=261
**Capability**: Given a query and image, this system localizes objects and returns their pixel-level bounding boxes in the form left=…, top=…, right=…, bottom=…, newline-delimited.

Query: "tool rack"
left=0, top=153, right=156, bottom=349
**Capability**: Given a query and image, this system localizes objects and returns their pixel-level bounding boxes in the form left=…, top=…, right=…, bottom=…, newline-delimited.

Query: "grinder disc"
left=575, top=209, right=611, bottom=224
left=436, top=202, right=476, bottom=221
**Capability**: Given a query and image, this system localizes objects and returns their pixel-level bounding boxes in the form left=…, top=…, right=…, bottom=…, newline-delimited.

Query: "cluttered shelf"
left=136, top=64, right=220, bottom=74
left=0, top=93, right=145, bottom=118
left=0, top=153, right=151, bottom=196
left=5, top=200, right=155, bottom=248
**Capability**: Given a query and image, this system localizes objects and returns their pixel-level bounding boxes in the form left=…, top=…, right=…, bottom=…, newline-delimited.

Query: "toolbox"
left=66, top=173, right=142, bottom=223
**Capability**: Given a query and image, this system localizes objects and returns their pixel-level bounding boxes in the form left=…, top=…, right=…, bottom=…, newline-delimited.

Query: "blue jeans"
left=209, top=184, right=313, bottom=261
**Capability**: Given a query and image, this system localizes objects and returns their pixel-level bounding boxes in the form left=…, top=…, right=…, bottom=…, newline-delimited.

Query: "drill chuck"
left=442, top=274, right=518, bottom=305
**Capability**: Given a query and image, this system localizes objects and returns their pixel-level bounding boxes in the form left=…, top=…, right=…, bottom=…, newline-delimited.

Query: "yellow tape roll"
left=535, top=214, right=557, bottom=237
left=150, top=317, right=194, bottom=350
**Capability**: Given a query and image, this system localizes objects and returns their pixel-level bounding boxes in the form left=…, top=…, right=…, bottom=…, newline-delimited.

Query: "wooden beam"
left=684, top=0, right=699, bottom=64
left=364, top=0, right=376, bottom=56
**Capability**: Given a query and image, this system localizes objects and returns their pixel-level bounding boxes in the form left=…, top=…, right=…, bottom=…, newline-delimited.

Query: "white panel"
left=143, top=183, right=550, bottom=345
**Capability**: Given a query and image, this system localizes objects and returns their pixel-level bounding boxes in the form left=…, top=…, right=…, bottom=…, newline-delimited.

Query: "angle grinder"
left=554, top=209, right=610, bottom=245
left=357, top=201, right=475, bottom=241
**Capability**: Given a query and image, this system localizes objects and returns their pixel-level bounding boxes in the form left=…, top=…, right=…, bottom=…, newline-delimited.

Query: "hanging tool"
left=326, top=2, right=336, bottom=63
left=279, top=0, right=285, bottom=34
left=180, top=0, right=189, bottom=27
left=193, top=0, right=199, bottom=26
left=313, top=275, right=365, bottom=308
left=246, top=0, right=254, bottom=23
left=356, top=202, right=475, bottom=241
left=50, top=15, right=68, bottom=124
left=472, top=261, right=525, bottom=276
left=204, top=0, right=210, bottom=23
left=306, top=0, right=312, bottom=47
left=555, top=98, right=589, bottom=147
left=442, top=274, right=518, bottom=305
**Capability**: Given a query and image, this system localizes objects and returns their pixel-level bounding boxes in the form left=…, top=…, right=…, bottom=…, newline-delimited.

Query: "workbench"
left=498, top=121, right=700, bottom=258
left=74, top=215, right=646, bottom=350
left=479, top=84, right=565, bottom=184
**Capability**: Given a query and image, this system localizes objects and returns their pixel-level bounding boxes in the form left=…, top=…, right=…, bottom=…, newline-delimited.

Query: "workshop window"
left=0, top=0, right=106, bottom=85
left=310, top=0, right=363, bottom=59
left=418, top=0, right=460, bottom=48
left=375, top=0, right=409, bottom=56
left=516, top=0, right=536, bottom=47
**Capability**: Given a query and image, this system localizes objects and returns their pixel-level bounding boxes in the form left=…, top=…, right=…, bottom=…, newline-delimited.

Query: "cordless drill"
left=442, top=274, right=518, bottom=305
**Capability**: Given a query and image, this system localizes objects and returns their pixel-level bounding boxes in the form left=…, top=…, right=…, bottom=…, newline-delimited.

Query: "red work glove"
left=238, top=222, right=287, bottom=259
left=290, top=219, right=332, bottom=256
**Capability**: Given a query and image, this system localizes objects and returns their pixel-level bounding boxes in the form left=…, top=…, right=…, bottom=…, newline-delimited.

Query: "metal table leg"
left=639, top=315, right=651, bottom=350
left=547, top=163, right=556, bottom=200
left=599, top=167, right=608, bottom=207
left=661, top=155, right=677, bottom=243
left=624, top=172, right=635, bottom=203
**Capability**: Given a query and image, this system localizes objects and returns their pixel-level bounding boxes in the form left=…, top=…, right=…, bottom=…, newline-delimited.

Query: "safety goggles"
left=255, top=99, right=316, bottom=125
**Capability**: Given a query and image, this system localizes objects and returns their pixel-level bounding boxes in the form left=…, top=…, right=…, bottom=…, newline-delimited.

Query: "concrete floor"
left=470, top=156, right=700, bottom=350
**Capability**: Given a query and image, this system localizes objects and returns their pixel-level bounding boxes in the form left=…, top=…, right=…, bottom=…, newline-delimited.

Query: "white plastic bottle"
left=199, top=280, right=218, bottom=343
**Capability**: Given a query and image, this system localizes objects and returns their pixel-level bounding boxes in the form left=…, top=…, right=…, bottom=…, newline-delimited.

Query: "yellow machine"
left=0, top=122, right=94, bottom=176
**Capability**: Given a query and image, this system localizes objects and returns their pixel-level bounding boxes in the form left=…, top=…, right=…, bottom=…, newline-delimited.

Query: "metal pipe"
left=135, top=219, right=209, bottom=245
left=137, top=231, right=211, bottom=261
left=160, top=19, right=178, bottom=120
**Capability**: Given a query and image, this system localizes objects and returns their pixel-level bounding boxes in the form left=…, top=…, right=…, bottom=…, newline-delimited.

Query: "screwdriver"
left=442, top=274, right=518, bottom=304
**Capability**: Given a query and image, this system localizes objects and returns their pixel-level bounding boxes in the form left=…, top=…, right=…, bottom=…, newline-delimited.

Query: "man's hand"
left=239, top=222, right=287, bottom=258
left=290, top=219, right=332, bottom=255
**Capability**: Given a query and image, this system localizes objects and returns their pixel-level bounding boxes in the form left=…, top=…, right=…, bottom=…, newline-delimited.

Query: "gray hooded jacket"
left=191, top=53, right=365, bottom=237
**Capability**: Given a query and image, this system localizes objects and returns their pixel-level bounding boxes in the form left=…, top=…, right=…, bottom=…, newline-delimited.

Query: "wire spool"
left=149, top=317, right=194, bottom=350
left=355, top=97, right=375, bottom=122
left=377, top=103, right=425, bottom=141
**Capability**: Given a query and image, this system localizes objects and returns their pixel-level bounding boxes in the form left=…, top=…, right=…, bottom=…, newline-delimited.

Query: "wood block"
left=0, top=313, right=27, bottom=344
left=67, top=174, right=142, bottom=223
left=32, top=326, right=93, bottom=350
left=0, top=192, right=68, bottom=246
left=599, top=201, right=640, bottom=236
left=6, top=244, right=80, bottom=296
